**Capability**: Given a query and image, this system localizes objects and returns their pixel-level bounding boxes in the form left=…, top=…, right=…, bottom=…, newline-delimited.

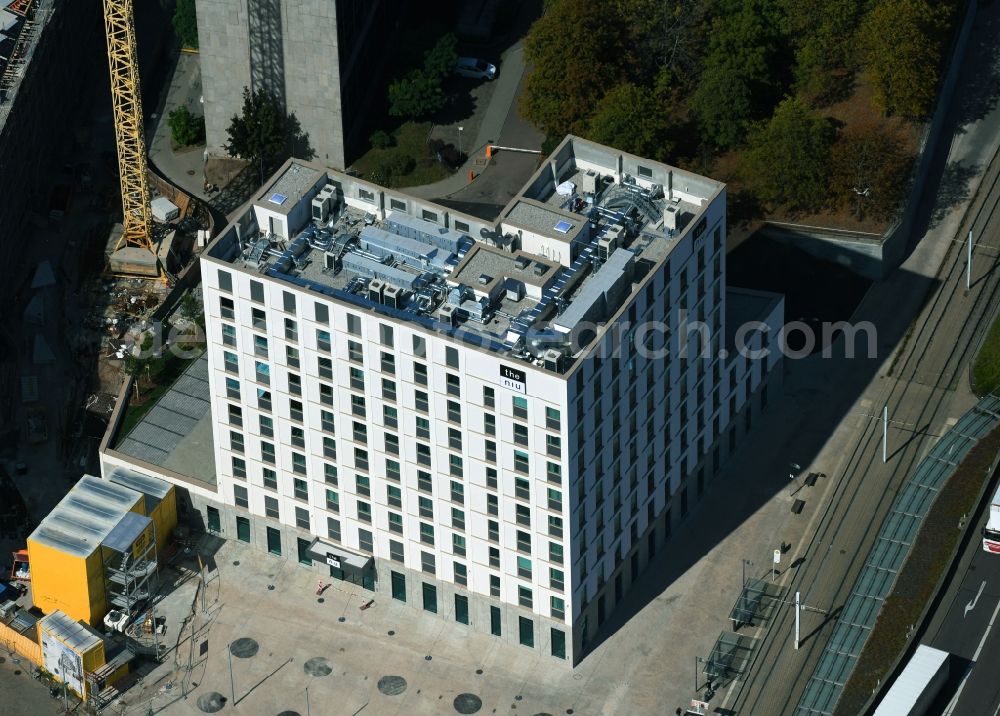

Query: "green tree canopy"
left=522, top=0, right=636, bottom=138
left=168, top=105, right=205, bottom=147
left=742, top=96, right=835, bottom=211
left=586, top=81, right=674, bottom=161
left=830, top=121, right=912, bottom=220
left=386, top=33, right=457, bottom=119
left=689, top=0, right=789, bottom=148
left=225, top=88, right=288, bottom=182
left=858, top=0, right=953, bottom=117
left=172, top=0, right=198, bottom=49
left=783, top=0, right=864, bottom=103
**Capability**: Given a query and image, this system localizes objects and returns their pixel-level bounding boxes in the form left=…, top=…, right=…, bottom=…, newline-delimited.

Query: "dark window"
left=519, top=616, right=534, bottom=647
left=422, top=583, right=438, bottom=613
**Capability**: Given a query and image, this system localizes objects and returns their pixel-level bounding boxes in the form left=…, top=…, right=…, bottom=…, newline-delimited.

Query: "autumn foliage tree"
left=587, top=80, right=675, bottom=161
left=858, top=0, right=953, bottom=117
left=830, top=122, right=913, bottom=220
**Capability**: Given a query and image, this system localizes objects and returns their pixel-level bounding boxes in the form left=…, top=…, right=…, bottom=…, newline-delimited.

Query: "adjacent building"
left=196, top=0, right=396, bottom=169
left=103, top=136, right=783, bottom=664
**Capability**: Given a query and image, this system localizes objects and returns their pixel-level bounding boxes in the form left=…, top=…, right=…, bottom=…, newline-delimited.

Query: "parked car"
left=455, top=56, right=496, bottom=80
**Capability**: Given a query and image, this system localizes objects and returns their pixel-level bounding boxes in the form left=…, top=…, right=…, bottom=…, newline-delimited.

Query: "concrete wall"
left=759, top=222, right=888, bottom=281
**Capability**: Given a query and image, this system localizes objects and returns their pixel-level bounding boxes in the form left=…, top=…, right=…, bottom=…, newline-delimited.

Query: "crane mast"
left=102, top=0, right=153, bottom=253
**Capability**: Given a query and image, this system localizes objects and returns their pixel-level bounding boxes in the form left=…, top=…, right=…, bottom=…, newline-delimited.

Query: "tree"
left=614, top=0, right=712, bottom=88
left=742, top=96, right=835, bottom=211
left=225, top=87, right=288, bottom=184
left=587, top=82, right=674, bottom=160
left=386, top=33, right=457, bottom=119
left=858, top=0, right=953, bottom=117
left=783, top=0, right=864, bottom=103
left=167, top=105, right=205, bottom=147
left=689, top=0, right=789, bottom=148
left=522, top=0, right=636, bottom=138
left=830, top=121, right=912, bottom=220
left=172, top=0, right=198, bottom=49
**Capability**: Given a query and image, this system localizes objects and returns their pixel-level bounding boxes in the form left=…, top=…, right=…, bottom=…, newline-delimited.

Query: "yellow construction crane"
left=102, top=0, right=156, bottom=263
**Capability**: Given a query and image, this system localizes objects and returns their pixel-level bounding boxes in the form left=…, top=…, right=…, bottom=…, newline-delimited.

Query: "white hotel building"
left=103, top=137, right=782, bottom=664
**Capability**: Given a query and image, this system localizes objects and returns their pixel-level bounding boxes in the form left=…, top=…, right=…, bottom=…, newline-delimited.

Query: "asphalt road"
left=926, top=503, right=1000, bottom=714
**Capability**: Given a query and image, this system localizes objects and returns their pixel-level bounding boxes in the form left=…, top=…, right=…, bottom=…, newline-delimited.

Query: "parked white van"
left=455, top=57, right=496, bottom=80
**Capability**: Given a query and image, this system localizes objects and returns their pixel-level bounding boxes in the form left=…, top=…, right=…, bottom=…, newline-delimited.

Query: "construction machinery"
left=102, top=0, right=158, bottom=277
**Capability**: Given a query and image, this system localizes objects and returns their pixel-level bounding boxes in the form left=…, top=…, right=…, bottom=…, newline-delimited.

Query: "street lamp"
left=457, top=126, right=464, bottom=159
left=788, top=462, right=802, bottom=496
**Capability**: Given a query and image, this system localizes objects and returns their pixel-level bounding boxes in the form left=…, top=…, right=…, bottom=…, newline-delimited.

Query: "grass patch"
left=116, top=349, right=203, bottom=441
left=350, top=122, right=449, bottom=188
left=835, top=425, right=1000, bottom=716
left=973, top=311, right=1000, bottom=397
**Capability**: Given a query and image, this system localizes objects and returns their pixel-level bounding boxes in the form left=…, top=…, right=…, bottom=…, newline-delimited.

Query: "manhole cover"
left=229, top=638, right=259, bottom=658
left=276, top=712, right=301, bottom=716
left=317, top=598, right=325, bottom=603
left=196, top=692, right=226, bottom=713
left=377, top=675, right=407, bottom=695
left=303, top=657, right=332, bottom=677
left=233, top=560, right=240, bottom=566
left=534, top=713, right=555, bottom=716
left=454, top=693, right=483, bottom=713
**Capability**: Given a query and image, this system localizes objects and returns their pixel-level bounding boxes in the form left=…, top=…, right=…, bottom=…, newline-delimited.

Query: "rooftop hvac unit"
left=514, top=256, right=530, bottom=270
left=581, top=170, right=598, bottom=194
left=438, top=303, right=459, bottom=327
left=324, top=252, right=341, bottom=272
left=543, top=349, right=564, bottom=372
left=368, top=279, right=385, bottom=304
left=312, top=193, right=333, bottom=223
left=598, top=225, right=624, bottom=261
left=383, top=285, right=403, bottom=308
left=664, top=201, right=680, bottom=232
left=505, top=278, right=525, bottom=302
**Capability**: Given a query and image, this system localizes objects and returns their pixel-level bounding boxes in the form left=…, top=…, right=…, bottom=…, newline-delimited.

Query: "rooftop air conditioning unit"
left=438, top=303, right=458, bottom=327
left=664, top=202, right=680, bottom=232
left=581, top=171, right=598, bottom=194
left=543, top=349, right=564, bottom=372
left=383, top=285, right=403, bottom=308
left=368, top=279, right=385, bottom=304
left=312, top=192, right=333, bottom=224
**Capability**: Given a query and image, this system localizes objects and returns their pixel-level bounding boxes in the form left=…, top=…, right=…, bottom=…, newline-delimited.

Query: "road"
left=722, top=4, right=1000, bottom=712
left=925, top=496, right=1000, bottom=714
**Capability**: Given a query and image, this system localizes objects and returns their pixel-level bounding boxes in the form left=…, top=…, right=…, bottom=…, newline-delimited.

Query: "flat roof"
left=28, top=475, right=141, bottom=559
left=113, top=354, right=217, bottom=489
left=255, top=162, right=324, bottom=216
left=38, top=610, right=102, bottom=653
left=504, top=200, right=581, bottom=239
left=102, top=511, right=152, bottom=554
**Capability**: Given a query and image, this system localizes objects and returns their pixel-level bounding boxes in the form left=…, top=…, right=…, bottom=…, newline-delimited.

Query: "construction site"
left=0, top=0, right=216, bottom=707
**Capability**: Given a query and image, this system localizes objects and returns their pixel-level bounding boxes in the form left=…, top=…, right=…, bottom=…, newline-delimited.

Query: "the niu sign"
left=326, top=553, right=341, bottom=568
left=500, top=364, right=526, bottom=394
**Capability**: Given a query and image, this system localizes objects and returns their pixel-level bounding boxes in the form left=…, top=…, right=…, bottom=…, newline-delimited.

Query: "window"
left=346, top=313, right=361, bottom=336
left=517, top=556, right=532, bottom=579
left=551, top=628, right=567, bottom=659
left=323, top=437, right=337, bottom=460
left=549, top=542, right=563, bottom=564
left=220, top=296, right=235, bottom=320
left=454, top=219, right=470, bottom=233
left=515, top=504, right=531, bottom=528
left=324, top=464, right=338, bottom=485
left=516, top=529, right=531, bottom=553
left=416, top=443, right=431, bottom=467
left=250, top=307, right=266, bottom=332
left=233, top=484, right=248, bottom=508
left=415, top=390, right=429, bottom=413
left=546, top=435, right=562, bottom=457
left=389, top=539, right=404, bottom=562
left=546, top=461, right=561, bottom=484
left=292, top=452, right=306, bottom=475
left=413, top=335, right=426, bottom=357
left=388, top=512, right=403, bottom=534
left=422, top=583, right=438, bottom=613
left=349, top=368, right=364, bottom=391
left=484, top=414, right=496, bottom=437
left=316, top=329, right=332, bottom=352
left=389, top=197, right=407, bottom=211
left=452, top=508, right=465, bottom=531
left=548, top=515, right=563, bottom=538
left=549, top=568, right=564, bottom=591
left=545, top=407, right=561, bottom=430
left=223, top=351, right=239, bottom=374
left=236, top=515, right=250, bottom=543
left=454, top=563, right=468, bottom=588
left=418, top=471, right=433, bottom=493
left=286, top=346, right=300, bottom=369
left=551, top=596, right=566, bottom=621
left=488, top=519, right=499, bottom=542
left=355, top=447, right=369, bottom=472
left=266, top=526, right=281, bottom=556
left=355, top=475, right=370, bottom=497
left=384, top=432, right=399, bottom=455
left=326, top=490, right=339, bottom=512
left=418, top=496, right=433, bottom=519
left=413, top=362, right=428, bottom=385
left=421, top=208, right=438, bottom=222
left=491, top=606, right=502, bottom=635
left=232, top=457, right=246, bottom=479
left=449, top=454, right=463, bottom=477
left=547, top=488, right=562, bottom=511
left=515, top=477, right=530, bottom=501
left=293, top=478, right=308, bottom=501
left=353, top=421, right=367, bottom=443
left=513, top=396, right=528, bottom=419
left=297, top=537, right=312, bottom=566
left=358, top=528, right=374, bottom=553
left=229, top=431, right=244, bottom=453
left=226, top=378, right=240, bottom=400
left=382, top=378, right=396, bottom=401
left=351, top=394, right=366, bottom=417
left=391, top=571, right=406, bottom=601
left=487, top=467, right=498, bottom=489
left=386, top=459, right=401, bottom=482
left=489, top=547, right=500, bottom=567
left=260, top=441, right=276, bottom=464
left=284, top=317, right=298, bottom=341
left=282, top=291, right=296, bottom=314
left=257, top=389, right=271, bottom=412
left=415, top=417, right=430, bottom=439
left=222, top=323, right=237, bottom=347
left=348, top=340, right=363, bottom=363
left=387, top=485, right=402, bottom=507
left=289, top=399, right=303, bottom=422
left=518, top=587, right=533, bottom=610
left=320, top=410, right=336, bottom=433
left=255, top=361, right=270, bottom=385
left=449, top=480, right=464, bottom=504
left=314, top=302, right=330, bottom=325
left=295, top=506, right=310, bottom=530
left=357, top=501, right=372, bottom=523
left=218, top=270, right=233, bottom=292
left=327, top=517, right=341, bottom=541
left=637, top=164, right=653, bottom=179
left=448, top=428, right=462, bottom=451
left=383, top=405, right=398, bottom=429
left=262, top=468, right=277, bottom=490
left=514, top=450, right=529, bottom=474
left=250, top=280, right=264, bottom=303
left=421, top=551, right=436, bottom=574
left=447, top=400, right=462, bottom=423
left=445, top=346, right=459, bottom=369
left=487, top=494, right=499, bottom=516
left=290, top=426, right=305, bottom=448
left=452, top=533, right=466, bottom=556
left=264, top=496, right=279, bottom=519
left=513, top=424, right=529, bottom=446
left=490, top=574, right=501, bottom=597
left=318, top=356, right=333, bottom=379
left=320, top=383, right=334, bottom=406
left=485, top=439, right=497, bottom=463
